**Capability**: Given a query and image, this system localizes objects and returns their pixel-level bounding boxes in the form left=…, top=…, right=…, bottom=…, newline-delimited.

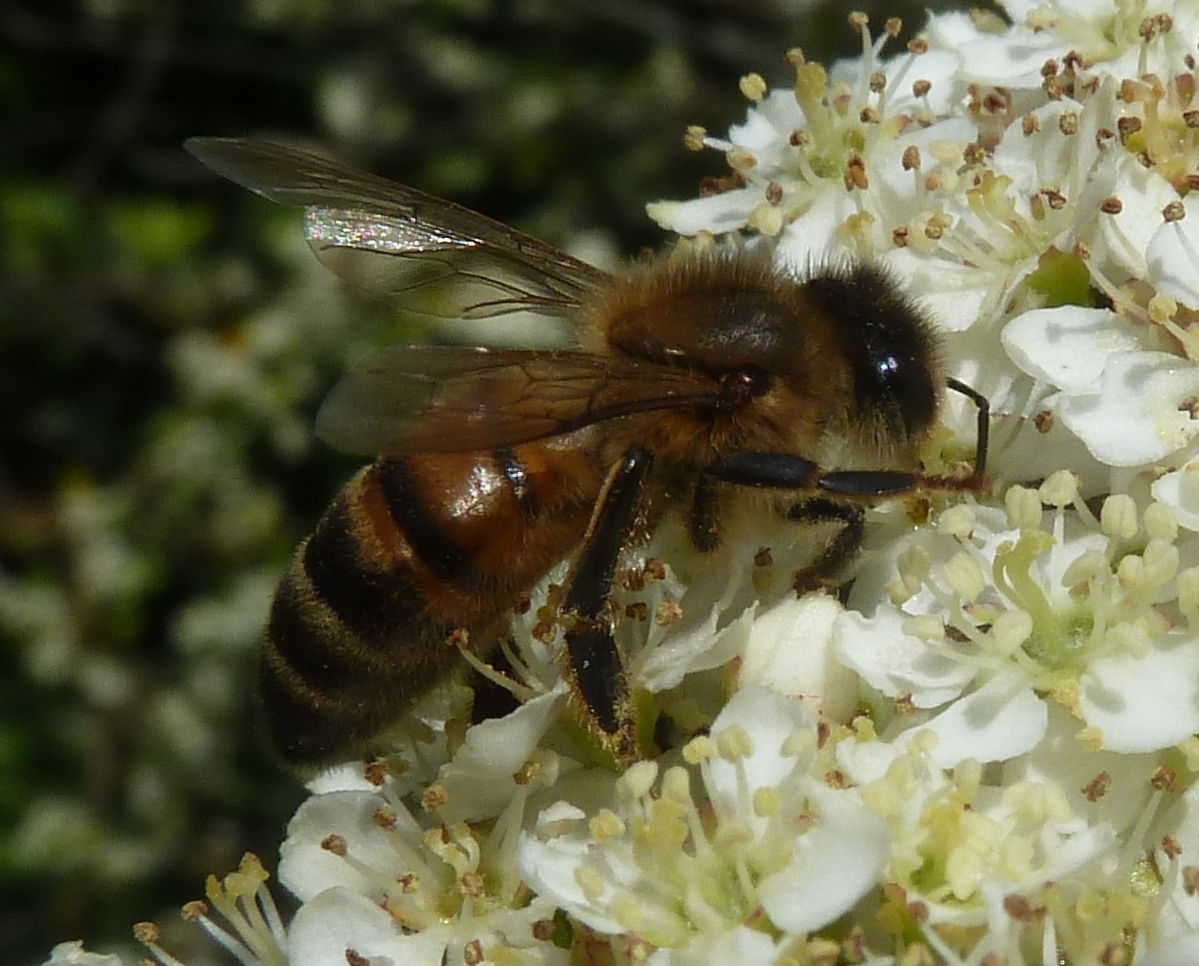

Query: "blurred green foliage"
left=0, top=0, right=983, bottom=962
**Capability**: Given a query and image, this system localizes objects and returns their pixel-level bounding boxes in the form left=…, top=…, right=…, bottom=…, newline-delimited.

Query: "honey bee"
left=185, top=137, right=987, bottom=768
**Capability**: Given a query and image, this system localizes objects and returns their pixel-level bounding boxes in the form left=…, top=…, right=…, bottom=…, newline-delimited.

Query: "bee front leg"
left=560, top=446, right=653, bottom=762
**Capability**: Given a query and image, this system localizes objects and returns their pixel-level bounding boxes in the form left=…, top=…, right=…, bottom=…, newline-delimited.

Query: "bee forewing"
left=185, top=136, right=409, bottom=210
left=315, top=345, right=725, bottom=455
left=308, top=230, right=594, bottom=322
left=185, top=137, right=610, bottom=325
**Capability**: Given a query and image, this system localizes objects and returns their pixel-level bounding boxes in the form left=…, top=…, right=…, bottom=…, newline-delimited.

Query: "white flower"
left=1004, top=305, right=1199, bottom=468
left=847, top=481, right=1199, bottom=753
left=517, top=687, right=890, bottom=949
left=834, top=477, right=1199, bottom=958
left=286, top=887, right=566, bottom=966
left=957, top=0, right=1199, bottom=88
left=276, top=758, right=564, bottom=966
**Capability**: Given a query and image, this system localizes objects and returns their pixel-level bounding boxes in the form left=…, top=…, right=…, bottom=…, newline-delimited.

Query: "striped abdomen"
left=261, top=444, right=604, bottom=765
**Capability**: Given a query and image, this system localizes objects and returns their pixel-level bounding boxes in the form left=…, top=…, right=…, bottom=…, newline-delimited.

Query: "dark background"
left=0, top=1, right=982, bottom=962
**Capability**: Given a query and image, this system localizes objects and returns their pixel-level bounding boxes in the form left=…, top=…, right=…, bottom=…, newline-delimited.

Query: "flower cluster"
left=52, top=0, right=1199, bottom=963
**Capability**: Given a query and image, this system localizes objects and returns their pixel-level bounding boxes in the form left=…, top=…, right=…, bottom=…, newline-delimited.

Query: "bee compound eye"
left=873, top=349, right=937, bottom=439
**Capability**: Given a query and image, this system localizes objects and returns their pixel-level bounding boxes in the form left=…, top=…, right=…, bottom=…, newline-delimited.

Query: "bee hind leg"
left=560, top=446, right=654, bottom=762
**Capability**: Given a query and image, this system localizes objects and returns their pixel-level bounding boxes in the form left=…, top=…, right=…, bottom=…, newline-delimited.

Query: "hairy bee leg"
left=788, top=498, right=865, bottom=594
left=704, top=451, right=920, bottom=496
left=688, top=472, right=722, bottom=552
left=561, top=446, right=654, bottom=760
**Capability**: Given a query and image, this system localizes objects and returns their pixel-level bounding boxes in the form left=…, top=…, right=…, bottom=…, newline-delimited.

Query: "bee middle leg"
left=701, top=453, right=885, bottom=596
left=560, top=446, right=653, bottom=761
left=688, top=472, right=722, bottom=552
left=786, top=498, right=864, bottom=596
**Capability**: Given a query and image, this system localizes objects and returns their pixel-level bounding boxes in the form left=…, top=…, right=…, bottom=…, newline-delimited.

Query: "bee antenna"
left=944, top=377, right=989, bottom=481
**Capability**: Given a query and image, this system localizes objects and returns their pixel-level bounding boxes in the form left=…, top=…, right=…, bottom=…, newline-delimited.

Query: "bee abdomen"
left=261, top=450, right=599, bottom=765
left=261, top=567, right=459, bottom=765
left=260, top=467, right=468, bottom=763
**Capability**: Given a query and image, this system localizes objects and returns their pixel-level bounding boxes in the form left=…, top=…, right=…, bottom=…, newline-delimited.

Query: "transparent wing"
left=184, top=137, right=610, bottom=323
left=315, top=345, right=724, bottom=455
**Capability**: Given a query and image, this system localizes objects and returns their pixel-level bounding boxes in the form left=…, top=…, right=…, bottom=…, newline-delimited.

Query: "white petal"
left=1151, top=779, right=1199, bottom=940
left=737, top=593, right=859, bottom=722
left=725, top=93, right=801, bottom=174
left=1140, top=931, right=1199, bottom=966
left=436, top=686, right=566, bottom=823
left=727, top=105, right=786, bottom=152
left=873, top=117, right=976, bottom=204
left=1058, top=352, right=1199, bottom=467
left=1002, top=0, right=1097, bottom=19
left=952, top=31, right=1062, bottom=87
left=707, top=686, right=814, bottom=805
left=1101, top=154, right=1180, bottom=280
left=834, top=732, right=907, bottom=785
left=288, top=887, right=450, bottom=966
left=1008, top=704, right=1159, bottom=836
left=1151, top=457, right=1199, bottom=531
left=306, top=762, right=380, bottom=795
left=637, top=598, right=752, bottom=692
left=1147, top=194, right=1199, bottom=309
left=278, top=790, right=408, bottom=901
left=743, top=88, right=805, bottom=133
left=1080, top=636, right=1199, bottom=753
left=1001, top=306, right=1140, bottom=393
left=924, top=9, right=988, bottom=50
left=876, top=50, right=962, bottom=117
left=758, top=784, right=889, bottom=933
left=991, top=98, right=1092, bottom=199
left=834, top=607, right=976, bottom=707
left=42, top=943, right=126, bottom=966
left=774, top=192, right=853, bottom=268
left=646, top=927, right=782, bottom=966
left=646, top=190, right=759, bottom=236
left=879, top=248, right=994, bottom=333
left=899, top=671, right=1047, bottom=767
left=516, top=827, right=629, bottom=936
left=479, top=902, right=571, bottom=965
left=1016, top=819, right=1116, bottom=886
